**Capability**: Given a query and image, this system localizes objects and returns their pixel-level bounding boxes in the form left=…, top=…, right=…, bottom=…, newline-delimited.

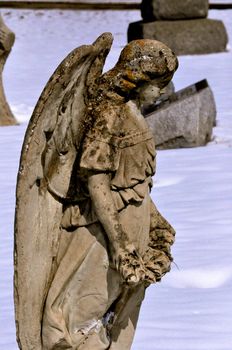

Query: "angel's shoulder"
left=92, top=94, right=123, bottom=133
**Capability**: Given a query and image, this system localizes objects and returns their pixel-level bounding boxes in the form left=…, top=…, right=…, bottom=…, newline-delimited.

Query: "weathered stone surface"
left=141, top=0, right=209, bottom=21
left=142, top=81, right=175, bottom=115
left=15, top=34, right=178, bottom=350
left=128, top=19, right=228, bottom=55
left=0, top=14, right=16, bottom=126
left=144, top=79, right=216, bottom=149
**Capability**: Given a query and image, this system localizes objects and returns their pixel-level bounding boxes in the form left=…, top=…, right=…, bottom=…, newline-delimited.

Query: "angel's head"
left=107, top=39, right=178, bottom=103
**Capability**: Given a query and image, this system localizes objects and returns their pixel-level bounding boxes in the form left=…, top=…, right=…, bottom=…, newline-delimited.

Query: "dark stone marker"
left=141, top=0, right=209, bottom=22
left=128, top=19, right=228, bottom=55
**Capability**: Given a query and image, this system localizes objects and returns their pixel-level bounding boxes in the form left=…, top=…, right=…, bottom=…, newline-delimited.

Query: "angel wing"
left=14, top=32, right=113, bottom=350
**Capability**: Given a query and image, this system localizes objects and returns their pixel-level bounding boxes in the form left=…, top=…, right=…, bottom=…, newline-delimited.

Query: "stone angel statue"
left=15, top=33, right=178, bottom=350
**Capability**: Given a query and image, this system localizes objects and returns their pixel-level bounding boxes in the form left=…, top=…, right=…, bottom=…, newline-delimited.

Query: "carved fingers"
left=113, top=234, right=174, bottom=287
left=143, top=248, right=172, bottom=284
left=143, top=225, right=175, bottom=285
left=114, top=244, right=146, bottom=286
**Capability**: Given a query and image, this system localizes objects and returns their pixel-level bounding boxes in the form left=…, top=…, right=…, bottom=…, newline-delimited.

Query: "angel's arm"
left=88, top=173, right=127, bottom=251
left=87, top=172, right=145, bottom=285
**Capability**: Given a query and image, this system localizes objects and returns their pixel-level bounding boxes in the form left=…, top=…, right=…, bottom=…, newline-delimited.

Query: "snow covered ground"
left=0, top=6, right=232, bottom=350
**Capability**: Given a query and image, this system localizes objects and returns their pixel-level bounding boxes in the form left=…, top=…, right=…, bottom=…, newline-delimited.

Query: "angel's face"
left=136, top=79, right=165, bottom=106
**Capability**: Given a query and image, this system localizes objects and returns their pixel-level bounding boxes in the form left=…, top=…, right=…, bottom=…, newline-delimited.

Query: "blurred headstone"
left=0, top=13, right=16, bottom=126
left=128, top=19, right=228, bottom=55
left=128, top=0, right=228, bottom=55
left=144, top=79, right=217, bottom=149
left=141, top=0, right=209, bottom=21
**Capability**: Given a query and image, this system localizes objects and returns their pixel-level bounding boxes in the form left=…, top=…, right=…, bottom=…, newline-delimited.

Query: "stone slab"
left=128, top=19, right=228, bottom=55
left=141, top=0, right=209, bottom=21
left=144, top=79, right=216, bottom=149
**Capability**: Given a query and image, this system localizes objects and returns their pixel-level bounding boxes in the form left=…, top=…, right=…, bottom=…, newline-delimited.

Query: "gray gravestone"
left=128, top=19, right=228, bottom=55
left=145, top=79, right=216, bottom=149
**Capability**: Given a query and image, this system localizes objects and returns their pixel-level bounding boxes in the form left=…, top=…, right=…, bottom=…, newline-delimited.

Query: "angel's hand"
left=112, top=243, right=146, bottom=286
left=143, top=248, right=172, bottom=284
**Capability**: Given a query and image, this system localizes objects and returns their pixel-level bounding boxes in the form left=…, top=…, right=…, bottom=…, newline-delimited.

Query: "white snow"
left=0, top=6, right=232, bottom=350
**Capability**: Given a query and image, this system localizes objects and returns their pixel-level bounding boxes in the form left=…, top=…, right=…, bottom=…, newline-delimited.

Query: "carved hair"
left=100, top=39, right=178, bottom=96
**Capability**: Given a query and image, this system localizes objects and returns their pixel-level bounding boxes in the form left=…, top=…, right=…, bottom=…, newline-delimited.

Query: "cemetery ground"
left=0, top=5, right=232, bottom=350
